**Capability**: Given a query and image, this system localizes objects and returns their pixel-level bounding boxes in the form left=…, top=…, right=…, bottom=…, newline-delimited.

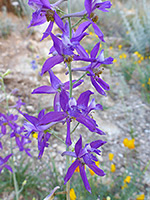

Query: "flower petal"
left=41, top=55, right=63, bottom=75
left=64, top=160, right=80, bottom=184
left=79, top=164, right=91, bottom=193
left=75, top=135, right=82, bottom=156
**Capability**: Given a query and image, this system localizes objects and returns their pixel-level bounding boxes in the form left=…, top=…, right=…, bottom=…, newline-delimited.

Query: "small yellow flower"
left=32, top=132, right=38, bottom=139
left=89, top=31, right=94, bottom=36
left=140, top=56, right=144, bottom=61
left=123, top=53, right=127, bottom=59
left=147, top=78, right=150, bottom=85
left=100, top=43, right=102, bottom=48
left=123, top=138, right=135, bottom=149
left=136, top=194, right=145, bottom=200
left=109, top=46, right=113, bottom=50
left=149, top=56, right=150, bottom=59
left=118, top=45, right=122, bottom=50
left=75, top=166, right=79, bottom=172
left=109, top=153, right=114, bottom=161
left=70, top=188, right=76, bottom=200
left=142, top=84, right=145, bottom=88
left=113, top=59, right=117, bottom=63
left=85, top=49, right=88, bottom=53
left=119, top=55, right=123, bottom=59
left=121, top=182, right=128, bottom=190
left=138, top=60, right=141, bottom=64
left=134, top=51, right=139, bottom=55
left=116, top=82, right=119, bottom=86
left=128, top=139, right=135, bottom=149
left=124, top=176, right=131, bottom=183
left=110, top=164, right=116, bottom=173
left=126, top=31, right=130, bottom=34
left=123, top=138, right=129, bottom=147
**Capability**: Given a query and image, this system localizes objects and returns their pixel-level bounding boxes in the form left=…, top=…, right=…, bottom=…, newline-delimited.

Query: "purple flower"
left=32, top=69, right=83, bottom=111
left=23, top=109, right=61, bottom=158
left=0, top=113, right=18, bottom=135
left=39, top=90, right=105, bottom=146
left=84, top=0, right=112, bottom=17
left=28, top=0, right=64, bottom=40
left=10, top=98, right=25, bottom=110
left=62, top=135, right=106, bottom=192
left=71, top=42, right=113, bottom=95
left=0, top=154, right=13, bottom=173
left=41, top=21, right=93, bottom=75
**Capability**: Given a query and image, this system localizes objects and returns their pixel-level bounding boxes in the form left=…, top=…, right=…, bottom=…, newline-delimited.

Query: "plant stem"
left=73, top=71, right=88, bottom=85
left=71, top=122, right=80, bottom=135
left=68, top=63, right=73, bottom=98
left=11, top=140, right=19, bottom=200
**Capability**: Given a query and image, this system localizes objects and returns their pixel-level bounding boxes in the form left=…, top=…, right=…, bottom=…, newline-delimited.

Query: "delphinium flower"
left=62, top=0, right=112, bottom=41
left=0, top=112, right=18, bottom=135
left=71, top=42, right=113, bottom=95
left=39, top=90, right=105, bottom=146
left=32, top=69, right=83, bottom=111
left=10, top=124, right=32, bottom=157
left=28, top=0, right=65, bottom=40
left=41, top=21, right=94, bottom=75
left=62, top=135, right=106, bottom=192
left=0, top=154, right=13, bottom=173
left=23, top=109, right=66, bottom=158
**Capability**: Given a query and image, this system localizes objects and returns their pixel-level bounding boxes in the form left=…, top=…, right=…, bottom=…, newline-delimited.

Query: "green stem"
left=71, top=17, right=84, bottom=29
left=71, top=122, right=80, bottom=135
left=11, top=140, right=19, bottom=200
left=73, top=72, right=88, bottom=85
left=51, top=130, right=66, bottom=144
left=68, top=63, right=73, bottom=98
left=67, top=0, right=72, bottom=39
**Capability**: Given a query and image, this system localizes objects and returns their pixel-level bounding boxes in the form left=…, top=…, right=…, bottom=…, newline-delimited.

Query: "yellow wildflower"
left=89, top=31, right=94, bottom=36
left=128, top=139, right=135, bottom=149
left=100, top=43, right=102, bottom=48
left=109, top=153, right=114, bottom=161
left=140, top=56, right=144, bottom=61
left=123, top=138, right=135, bottom=149
left=123, top=138, right=129, bottom=147
left=126, top=31, right=129, bottom=34
left=138, top=60, right=141, bottom=64
left=85, top=49, right=88, bottom=53
left=70, top=188, right=76, bottom=200
left=32, top=132, right=38, bottom=139
left=113, top=59, right=117, bottom=63
left=110, top=164, right=116, bottom=173
left=136, top=194, right=145, bottom=200
left=124, top=176, right=131, bottom=183
left=134, top=51, right=139, bottom=55
left=119, top=55, right=123, bottom=59
left=118, top=45, right=122, bottom=50
left=121, top=182, right=128, bottom=190
left=142, top=84, right=145, bottom=88
left=147, top=78, right=150, bottom=85
left=109, top=46, right=113, bottom=50
left=123, top=53, right=127, bottom=59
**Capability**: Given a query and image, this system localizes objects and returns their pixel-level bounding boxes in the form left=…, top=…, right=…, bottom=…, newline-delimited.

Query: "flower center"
left=45, top=10, right=55, bottom=22
left=64, top=55, right=74, bottom=64
left=90, top=13, right=99, bottom=23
